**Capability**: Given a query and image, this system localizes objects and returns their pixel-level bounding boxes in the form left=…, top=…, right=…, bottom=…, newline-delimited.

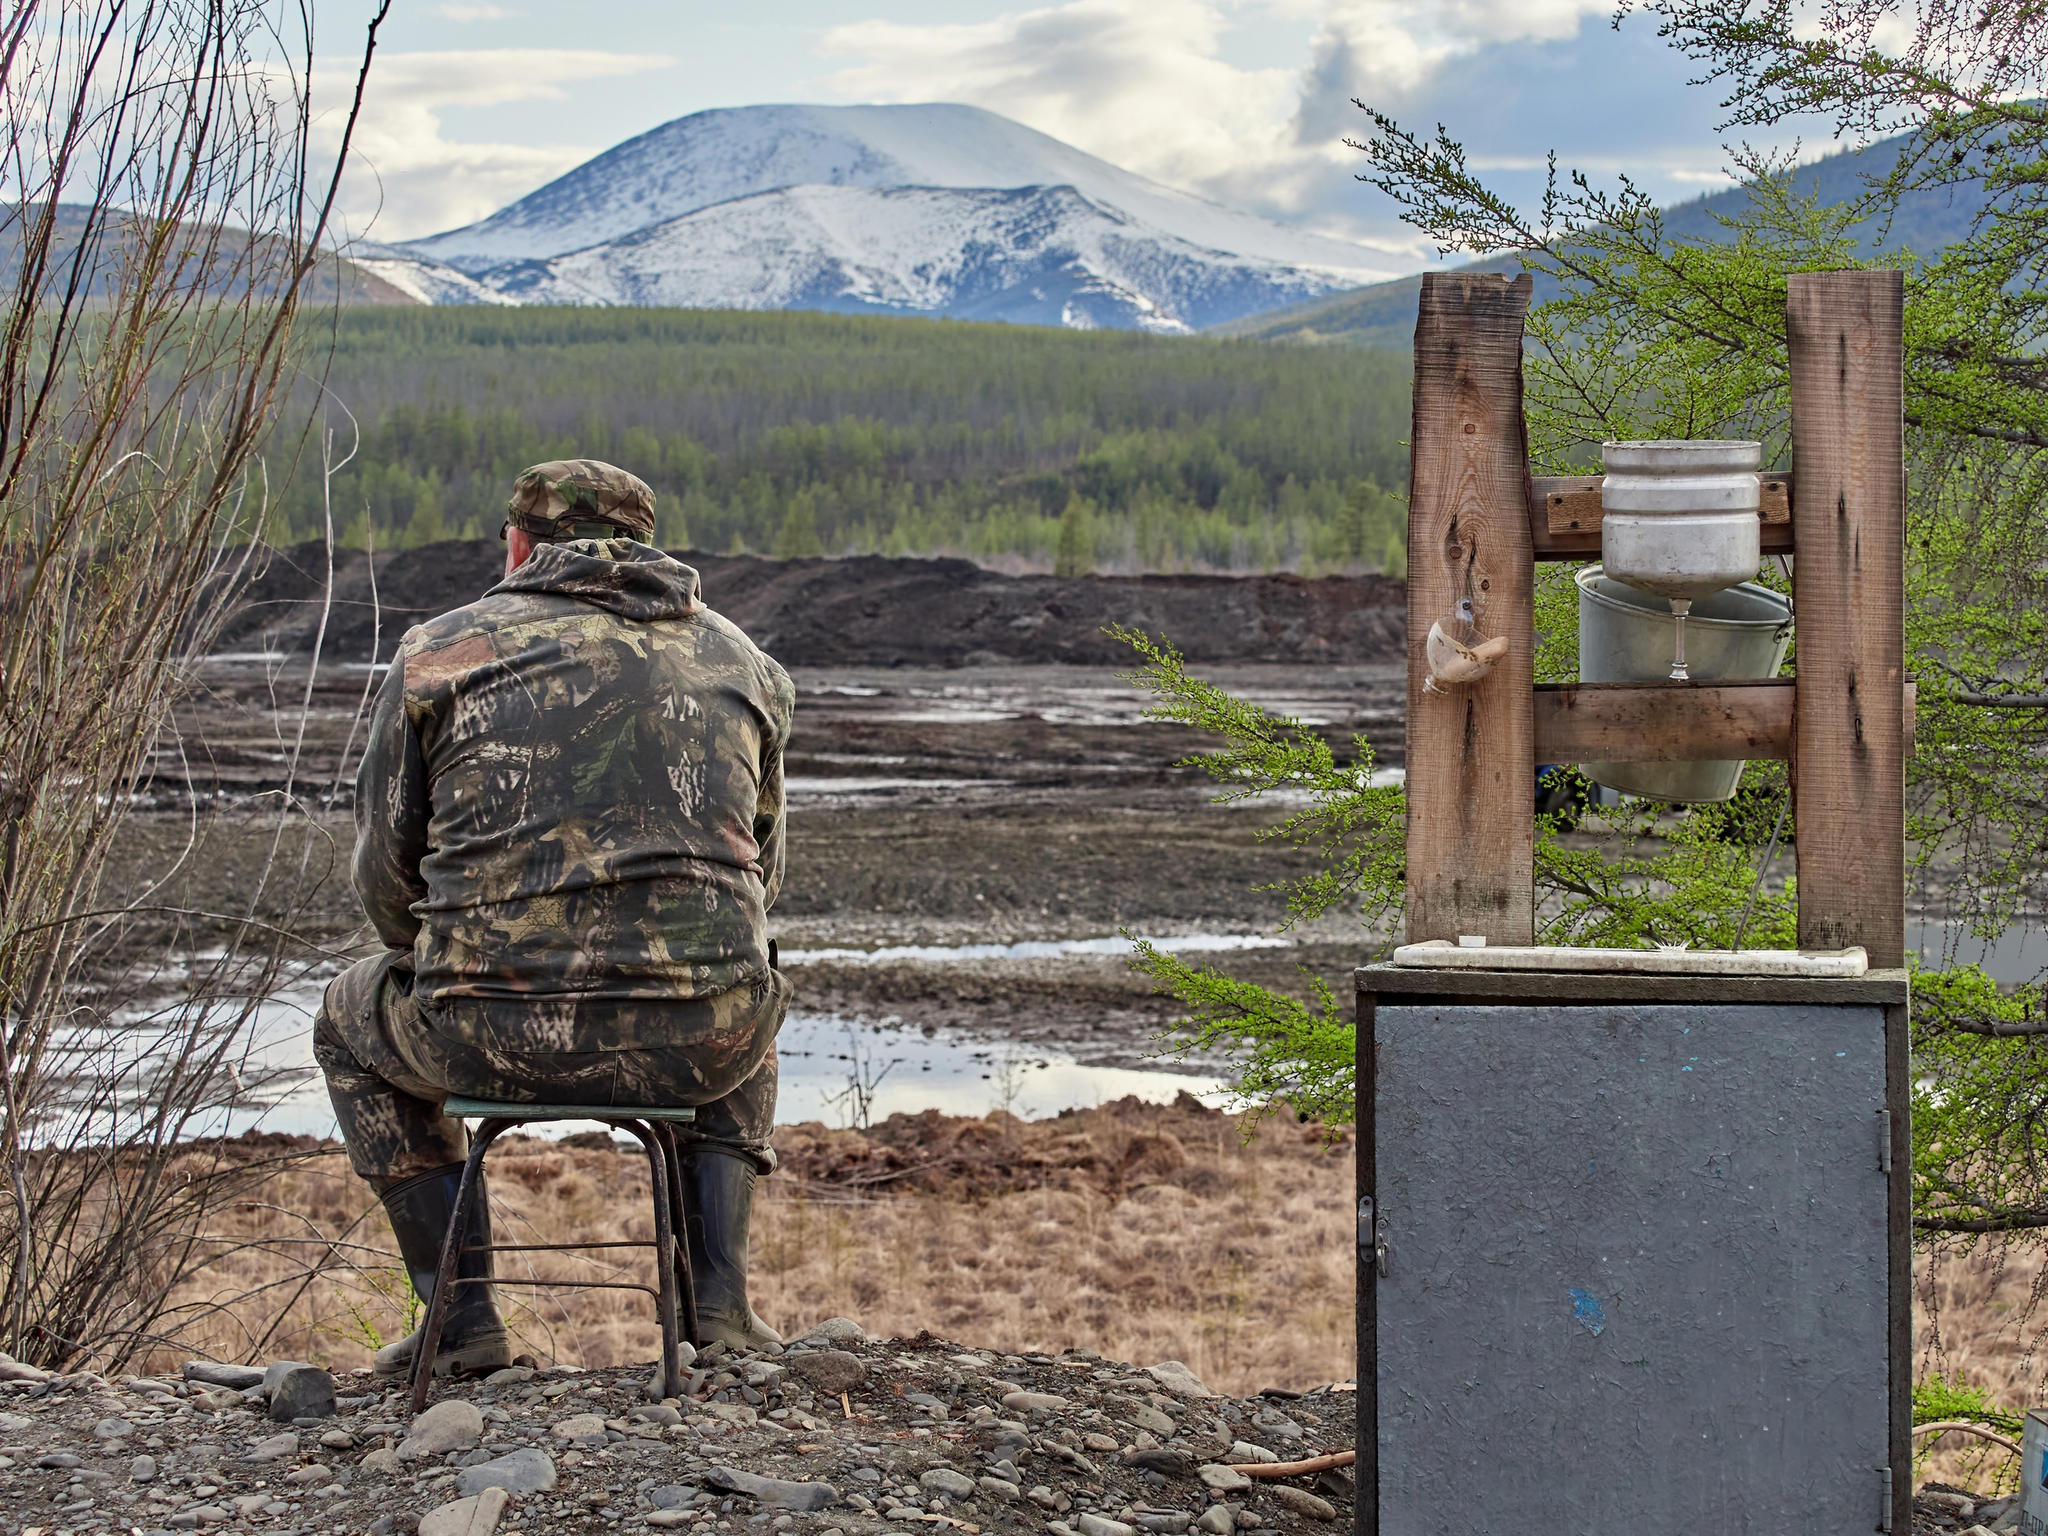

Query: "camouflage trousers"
left=312, top=950, right=786, bottom=1185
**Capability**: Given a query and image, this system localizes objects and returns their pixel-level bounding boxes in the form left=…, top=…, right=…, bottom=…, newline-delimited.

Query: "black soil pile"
left=215, top=540, right=1406, bottom=668
left=764, top=1092, right=1351, bottom=1203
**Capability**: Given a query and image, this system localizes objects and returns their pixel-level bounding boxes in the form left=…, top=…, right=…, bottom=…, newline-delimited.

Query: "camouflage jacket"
left=353, top=540, right=795, bottom=1055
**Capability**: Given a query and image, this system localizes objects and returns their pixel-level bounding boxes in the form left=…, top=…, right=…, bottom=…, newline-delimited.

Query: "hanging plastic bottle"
left=1424, top=598, right=1509, bottom=694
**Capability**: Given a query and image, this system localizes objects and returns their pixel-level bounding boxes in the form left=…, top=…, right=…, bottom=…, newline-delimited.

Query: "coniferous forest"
left=278, top=307, right=1413, bottom=574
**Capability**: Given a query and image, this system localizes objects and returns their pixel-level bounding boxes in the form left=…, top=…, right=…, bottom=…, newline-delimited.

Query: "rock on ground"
left=0, top=1328, right=1357, bottom=1536
left=419, top=1484, right=509, bottom=1536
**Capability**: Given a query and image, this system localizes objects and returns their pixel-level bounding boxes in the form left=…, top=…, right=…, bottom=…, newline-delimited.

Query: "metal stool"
left=409, top=1098, right=702, bottom=1412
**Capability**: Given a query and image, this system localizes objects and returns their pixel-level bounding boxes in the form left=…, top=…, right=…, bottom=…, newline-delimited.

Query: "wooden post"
left=1786, top=270, right=1907, bottom=967
left=1404, top=273, right=1536, bottom=944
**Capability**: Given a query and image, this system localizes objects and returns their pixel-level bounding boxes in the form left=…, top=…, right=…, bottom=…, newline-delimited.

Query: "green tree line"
left=278, top=307, right=1412, bottom=574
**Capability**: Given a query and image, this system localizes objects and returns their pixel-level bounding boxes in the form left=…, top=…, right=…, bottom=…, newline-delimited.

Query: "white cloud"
left=817, top=0, right=1620, bottom=234
left=315, top=49, right=669, bottom=241
left=823, top=2, right=1298, bottom=202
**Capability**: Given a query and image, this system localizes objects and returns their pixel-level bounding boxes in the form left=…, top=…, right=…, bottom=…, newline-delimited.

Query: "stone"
left=267, top=1365, right=336, bottom=1422
left=1127, top=1405, right=1176, bottom=1436
left=804, top=1317, right=867, bottom=1342
left=320, top=1429, right=356, bottom=1449
left=183, top=1362, right=264, bottom=1391
left=1250, top=1413, right=1304, bottom=1442
left=785, top=1350, right=866, bottom=1396
left=1083, top=1432, right=1121, bottom=1453
left=977, top=1477, right=1021, bottom=1501
left=999, top=1391, right=1068, bottom=1414
left=1227, top=1443, right=1276, bottom=1465
left=1124, top=1449, right=1194, bottom=1479
left=646, top=1514, right=692, bottom=1530
left=131, top=1454, right=158, bottom=1484
left=286, top=1463, right=334, bottom=1487
left=1197, top=1466, right=1253, bottom=1494
left=0, top=1412, right=30, bottom=1432
left=1144, top=1362, right=1216, bottom=1399
left=700, top=1400, right=757, bottom=1427
left=94, top=1415, right=134, bottom=1439
left=704, top=1465, right=839, bottom=1512
left=0, top=1361, right=47, bottom=1382
left=261, top=1360, right=312, bottom=1394
left=919, top=1468, right=976, bottom=1500
left=1077, top=1516, right=1136, bottom=1536
left=1134, top=1517, right=1191, bottom=1534
left=172, top=1504, right=231, bottom=1527
left=360, top=1447, right=403, bottom=1477
left=629, top=1404, right=682, bottom=1426
left=483, top=1367, right=533, bottom=1386
left=1268, top=1488, right=1336, bottom=1522
left=1195, top=1506, right=1235, bottom=1534
left=402, top=1399, right=484, bottom=1459
left=456, top=1447, right=557, bottom=1498
left=36, top=1451, right=82, bottom=1468
left=649, top=1484, right=698, bottom=1510
left=551, top=1412, right=607, bottom=1440
left=247, top=1432, right=299, bottom=1462
left=418, top=1485, right=510, bottom=1536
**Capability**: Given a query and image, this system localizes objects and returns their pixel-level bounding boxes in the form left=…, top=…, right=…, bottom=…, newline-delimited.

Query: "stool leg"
left=654, top=1122, right=701, bottom=1350
left=623, top=1122, right=683, bottom=1401
left=409, top=1118, right=511, bottom=1415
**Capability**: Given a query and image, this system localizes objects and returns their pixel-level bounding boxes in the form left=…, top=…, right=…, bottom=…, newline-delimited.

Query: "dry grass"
left=141, top=1106, right=2048, bottom=1497
left=145, top=1096, right=1357, bottom=1400
left=1913, top=1240, right=2048, bottom=1496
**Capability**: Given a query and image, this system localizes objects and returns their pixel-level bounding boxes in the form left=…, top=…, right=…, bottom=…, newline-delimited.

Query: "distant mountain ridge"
left=1210, top=133, right=1990, bottom=347
left=352, top=103, right=1405, bottom=333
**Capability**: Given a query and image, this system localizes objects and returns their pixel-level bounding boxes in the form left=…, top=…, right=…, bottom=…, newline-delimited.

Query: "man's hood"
left=489, top=538, right=703, bottom=623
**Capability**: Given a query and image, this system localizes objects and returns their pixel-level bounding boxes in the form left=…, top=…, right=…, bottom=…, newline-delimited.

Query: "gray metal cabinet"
left=1356, top=968, right=1911, bottom=1534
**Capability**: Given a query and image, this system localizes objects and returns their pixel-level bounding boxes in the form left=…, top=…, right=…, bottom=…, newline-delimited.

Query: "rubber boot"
left=371, top=1164, right=512, bottom=1378
left=681, top=1149, right=781, bottom=1350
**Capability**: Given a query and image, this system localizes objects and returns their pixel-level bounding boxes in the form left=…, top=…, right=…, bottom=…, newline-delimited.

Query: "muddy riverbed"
left=113, top=583, right=1409, bottom=1130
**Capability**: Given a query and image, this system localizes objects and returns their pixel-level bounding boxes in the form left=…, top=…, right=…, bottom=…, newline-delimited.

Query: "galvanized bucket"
left=1576, top=564, right=1793, bottom=803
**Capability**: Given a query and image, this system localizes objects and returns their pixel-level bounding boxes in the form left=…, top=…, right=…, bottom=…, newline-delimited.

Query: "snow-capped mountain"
left=370, top=103, right=1402, bottom=332
left=483, top=183, right=1352, bottom=331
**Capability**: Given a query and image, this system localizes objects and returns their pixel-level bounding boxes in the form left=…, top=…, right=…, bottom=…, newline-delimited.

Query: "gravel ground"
left=0, top=1325, right=1355, bottom=1536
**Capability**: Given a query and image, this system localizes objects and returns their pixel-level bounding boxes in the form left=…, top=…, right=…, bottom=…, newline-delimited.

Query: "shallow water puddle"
left=772, top=1012, right=1225, bottom=1127
left=780, top=932, right=1292, bottom=965
left=179, top=986, right=1225, bottom=1143
left=784, top=776, right=1014, bottom=798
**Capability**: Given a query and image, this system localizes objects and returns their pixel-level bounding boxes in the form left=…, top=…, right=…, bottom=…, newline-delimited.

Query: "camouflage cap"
left=503, top=459, right=656, bottom=541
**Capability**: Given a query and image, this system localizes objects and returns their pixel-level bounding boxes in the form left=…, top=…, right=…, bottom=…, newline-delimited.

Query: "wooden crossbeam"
left=1530, top=475, right=1797, bottom=562
left=1533, top=679, right=1916, bottom=764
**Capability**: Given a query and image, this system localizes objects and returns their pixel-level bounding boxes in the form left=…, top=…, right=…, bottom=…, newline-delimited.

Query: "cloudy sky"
left=315, top=0, right=1837, bottom=263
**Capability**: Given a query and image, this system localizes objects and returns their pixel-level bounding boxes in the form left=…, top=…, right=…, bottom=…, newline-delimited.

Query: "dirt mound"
left=214, top=540, right=1405, bottom=667
left=770, top=1091, right=1349, bottom=1201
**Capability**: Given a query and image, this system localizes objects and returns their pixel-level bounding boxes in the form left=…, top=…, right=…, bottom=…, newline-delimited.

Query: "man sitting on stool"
left=314, top=459, right=795, bottom=1377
